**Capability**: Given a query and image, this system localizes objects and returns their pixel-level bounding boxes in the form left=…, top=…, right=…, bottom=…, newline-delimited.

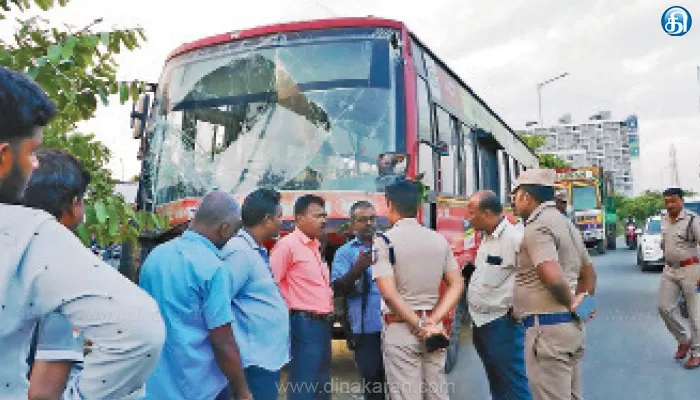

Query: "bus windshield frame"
left=146, top=27, right=402, bottom=207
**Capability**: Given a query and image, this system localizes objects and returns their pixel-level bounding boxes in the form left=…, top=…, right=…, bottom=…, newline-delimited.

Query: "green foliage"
left=616, top=191, right=664, bottom=225
left=0, top=0, right=167, bottom=246
left=517, top=132, right=571, bottom=169
left=75, top=194, right=169, bottom=247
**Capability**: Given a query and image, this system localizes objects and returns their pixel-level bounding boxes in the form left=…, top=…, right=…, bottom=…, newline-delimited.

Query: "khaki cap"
left=513, top=168, right=557, bottom=190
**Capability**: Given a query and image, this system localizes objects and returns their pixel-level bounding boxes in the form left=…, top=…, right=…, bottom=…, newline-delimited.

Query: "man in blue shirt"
left=139, top=191, right=252, bottom=400
left=222, top=188, right=290, bottom=400
left=332, top=201, right=386, bottom=399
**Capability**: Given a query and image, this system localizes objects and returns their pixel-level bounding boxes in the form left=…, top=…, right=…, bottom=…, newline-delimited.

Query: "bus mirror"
left=377, top=153, right=409, bottom=177
left=436, top=140, right=449, bottom=156
left=419, top=139, right=449, bottom=156
left=130, top=94, right=151, bottom=139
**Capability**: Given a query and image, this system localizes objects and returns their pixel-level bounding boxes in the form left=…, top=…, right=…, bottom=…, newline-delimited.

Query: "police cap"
left=512, top=168, right=557, bottom=192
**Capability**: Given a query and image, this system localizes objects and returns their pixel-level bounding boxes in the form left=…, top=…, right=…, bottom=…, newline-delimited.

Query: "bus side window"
left=462, top=124, right=476, bottom=195
left=435, top=106, right=454, bottom=194
left=416, top=77, right=435, bottom=191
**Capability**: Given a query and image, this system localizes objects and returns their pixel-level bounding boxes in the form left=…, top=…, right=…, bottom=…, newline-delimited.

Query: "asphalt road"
left=288, top=238, right=700, bottom=399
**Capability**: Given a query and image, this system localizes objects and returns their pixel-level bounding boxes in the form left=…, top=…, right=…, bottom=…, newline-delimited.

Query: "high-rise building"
left=524, top=111, right=634, bottom=196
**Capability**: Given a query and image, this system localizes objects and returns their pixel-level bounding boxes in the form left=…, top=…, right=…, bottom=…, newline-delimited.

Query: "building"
left=525, top=111, right=635, bottom=196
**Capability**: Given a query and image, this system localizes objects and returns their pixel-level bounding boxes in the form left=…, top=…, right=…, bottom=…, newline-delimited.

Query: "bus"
left=128, top=16, right=538, bottom=366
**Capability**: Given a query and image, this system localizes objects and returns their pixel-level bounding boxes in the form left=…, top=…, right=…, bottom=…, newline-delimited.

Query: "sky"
left=3, top=0, right=699, bottom=194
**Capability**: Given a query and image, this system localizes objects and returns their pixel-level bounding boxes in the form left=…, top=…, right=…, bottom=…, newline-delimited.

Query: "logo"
left=662, top=6, right=692, bottom=36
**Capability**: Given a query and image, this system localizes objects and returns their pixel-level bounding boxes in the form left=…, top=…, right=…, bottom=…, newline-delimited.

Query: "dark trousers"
left=352, top=333, right=386, bottom=400
left=215, top=367, right=281, bottom=400
left=473, top=315, right=532, bottom=400
left=246, top=366, right=282, bottom=400
left=288, top=313, right=332, bottom=400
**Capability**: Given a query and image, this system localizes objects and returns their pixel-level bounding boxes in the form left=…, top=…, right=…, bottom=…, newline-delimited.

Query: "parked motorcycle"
left=625, top=224, right=638, bottom=250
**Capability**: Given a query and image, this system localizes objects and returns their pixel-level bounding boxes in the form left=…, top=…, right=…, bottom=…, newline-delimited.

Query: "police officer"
left=511, top=169, right=597, bottom=400
left=373, top=180, right=464, bottom=400
left=658, top=187, right=700, bottom=369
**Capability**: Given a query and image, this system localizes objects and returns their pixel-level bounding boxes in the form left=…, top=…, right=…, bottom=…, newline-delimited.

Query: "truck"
left=555, top=167, right=617, bottom=253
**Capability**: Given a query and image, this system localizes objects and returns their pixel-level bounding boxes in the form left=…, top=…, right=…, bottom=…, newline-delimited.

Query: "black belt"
left=290, top=309, right=334, bottom=322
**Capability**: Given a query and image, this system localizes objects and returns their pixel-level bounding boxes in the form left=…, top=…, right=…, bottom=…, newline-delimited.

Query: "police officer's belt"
left=669, top=256, right=699, bottom=269
left=290, top=310, right=334, bottom=322
left=522, top=312, right=575, bottom=329
left=384, top=310, right=433, bottom=325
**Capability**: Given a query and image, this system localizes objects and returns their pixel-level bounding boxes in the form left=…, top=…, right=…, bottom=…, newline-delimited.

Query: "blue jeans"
left=352, top=333, right=386, bottom=400
left=288, top=313, right=332, bottom=400
left=246, top=366, right=282, bottom=400
left=472, top=315, right=532, bottom=400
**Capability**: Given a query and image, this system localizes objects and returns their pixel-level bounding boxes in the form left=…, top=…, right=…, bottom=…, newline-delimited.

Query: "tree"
left=0, top=0, right=166, bottom=246
left=517, top=132, right=571, bottom=169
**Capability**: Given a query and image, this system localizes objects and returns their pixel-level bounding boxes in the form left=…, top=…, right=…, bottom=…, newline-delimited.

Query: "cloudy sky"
left=4, top=0, right=700, bottom=194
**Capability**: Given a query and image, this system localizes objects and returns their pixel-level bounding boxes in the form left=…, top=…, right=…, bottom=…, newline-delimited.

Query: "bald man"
left=139, top=191, right=252, bottom=400
left=466, top=191, right=531, bottom=400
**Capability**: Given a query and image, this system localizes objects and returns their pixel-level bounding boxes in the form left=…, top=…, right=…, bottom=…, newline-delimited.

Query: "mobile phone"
left=574, top=295, right=596, bottom=321
left=425, top=334, right=449, bottom=352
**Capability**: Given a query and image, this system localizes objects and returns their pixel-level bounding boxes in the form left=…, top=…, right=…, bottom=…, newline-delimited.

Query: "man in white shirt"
left=466, top=191, right=532, bottom=400
left=0, top=66, right=165, bottom=400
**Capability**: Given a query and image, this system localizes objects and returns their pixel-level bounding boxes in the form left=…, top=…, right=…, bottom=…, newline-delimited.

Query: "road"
left=309, top=239, right=700, bottom=399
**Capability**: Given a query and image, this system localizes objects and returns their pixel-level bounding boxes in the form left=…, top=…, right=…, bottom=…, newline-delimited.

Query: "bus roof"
left=164, top=16, right=536, bottom=165
left=166, top=17, right=404, bottom=61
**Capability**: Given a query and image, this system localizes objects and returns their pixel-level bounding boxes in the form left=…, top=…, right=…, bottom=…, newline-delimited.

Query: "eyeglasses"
left=353, top=216, right=377, bottom=224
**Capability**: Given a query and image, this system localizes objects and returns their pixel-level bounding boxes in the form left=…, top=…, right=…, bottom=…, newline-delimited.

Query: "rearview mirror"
left=419, top=139, right=449, bottom=156
left=130, top=94, right=151, bottom=139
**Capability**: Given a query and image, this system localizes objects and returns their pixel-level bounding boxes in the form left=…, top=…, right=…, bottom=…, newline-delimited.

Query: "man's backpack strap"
left=376, top=232, right=396, bottom=265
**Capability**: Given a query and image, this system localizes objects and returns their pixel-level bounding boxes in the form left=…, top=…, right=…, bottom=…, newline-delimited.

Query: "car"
left=685, top=196, right=700, bottom=215
left=637, top=215, right=664, bottom=271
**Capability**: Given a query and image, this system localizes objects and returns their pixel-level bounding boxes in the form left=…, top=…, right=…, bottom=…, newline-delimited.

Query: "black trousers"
left=353, top=332, right=386, bottom=400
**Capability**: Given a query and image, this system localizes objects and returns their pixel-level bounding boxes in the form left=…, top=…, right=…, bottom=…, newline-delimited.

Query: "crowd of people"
left=1, top=63, right=698, bottom=400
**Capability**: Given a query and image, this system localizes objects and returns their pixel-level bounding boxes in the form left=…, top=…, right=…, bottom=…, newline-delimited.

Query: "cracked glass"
left=146, top=28, right=401, bottom=207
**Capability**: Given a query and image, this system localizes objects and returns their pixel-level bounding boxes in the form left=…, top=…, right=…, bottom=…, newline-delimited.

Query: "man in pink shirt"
left=270, top=194, right=332, bottom=400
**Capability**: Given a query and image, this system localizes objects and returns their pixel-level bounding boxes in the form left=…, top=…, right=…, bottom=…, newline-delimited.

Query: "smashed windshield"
left=571, top=185, right=598, bottom=211
left=146, top=28, right=400, bottom=206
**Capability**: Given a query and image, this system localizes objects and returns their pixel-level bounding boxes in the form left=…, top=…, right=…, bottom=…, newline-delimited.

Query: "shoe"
left=684, top=355, right=700, bottom=369
left=675, top=343, right=692, bottom=360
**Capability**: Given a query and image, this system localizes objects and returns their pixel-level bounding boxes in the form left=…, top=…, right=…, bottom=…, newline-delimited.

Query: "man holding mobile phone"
left=511, top=169, right=597, bottom=400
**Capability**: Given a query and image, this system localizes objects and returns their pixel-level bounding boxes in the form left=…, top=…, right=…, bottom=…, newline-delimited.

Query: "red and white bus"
left=129, top=15, right=537, bottom=354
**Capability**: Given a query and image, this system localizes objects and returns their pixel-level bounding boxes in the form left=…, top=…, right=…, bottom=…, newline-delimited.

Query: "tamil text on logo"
left=662, top=6, right=692, bottom=36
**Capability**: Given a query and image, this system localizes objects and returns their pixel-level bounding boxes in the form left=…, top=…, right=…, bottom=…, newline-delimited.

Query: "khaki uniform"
left=513, top=200, right=592, bottom=400
left=659, top=209, right=700, bottom=355
left=373, top=218, right=459, bottom=400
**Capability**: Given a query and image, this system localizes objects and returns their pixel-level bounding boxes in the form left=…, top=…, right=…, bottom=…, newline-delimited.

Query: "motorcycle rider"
left=625, top=216, right=638, bottom=248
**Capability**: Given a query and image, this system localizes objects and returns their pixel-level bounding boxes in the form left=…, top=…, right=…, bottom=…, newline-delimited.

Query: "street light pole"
left=537, top=72, right=569, bottom=127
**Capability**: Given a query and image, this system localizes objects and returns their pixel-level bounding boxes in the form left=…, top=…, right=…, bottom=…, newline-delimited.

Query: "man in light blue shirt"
left=331, top=201, right=386, bottom=399
left=139, top=191, right=252, bottom=400
left=222, top=188, right=290, bottom=400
